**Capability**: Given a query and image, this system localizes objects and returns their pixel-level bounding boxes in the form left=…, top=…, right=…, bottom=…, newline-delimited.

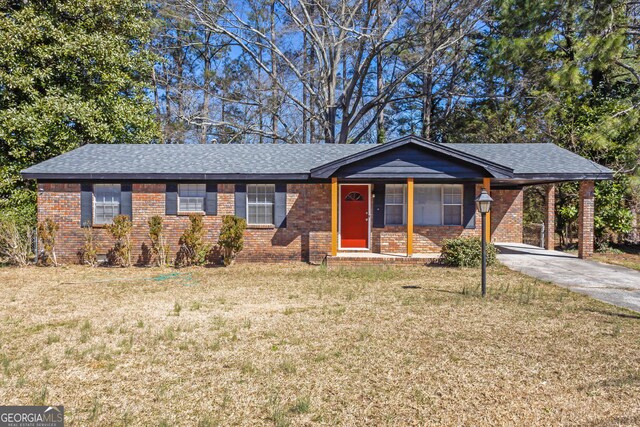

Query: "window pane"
left=414, top=185, right=441, bottom=225
left=443, top=185, right=462, bottom=205
left=178, top=184, right=205, bottom=212
left=386, top=205, right=403, bottom=225
left=385, top=184, right=405, bottom=225
left=248, top=205, right=258, bottom=224
left=94, top=184, right=120, bottom=224
left=179, top=183, right=206, bottom=198
left=443, top=205, right=462, bottom=225
left=247, top=184, right=275, bottom=225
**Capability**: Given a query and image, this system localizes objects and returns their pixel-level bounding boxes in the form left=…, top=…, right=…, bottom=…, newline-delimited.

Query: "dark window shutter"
left=80, top=183, right=93, bottom=227
left=235, top=184, right=246, bottom=219
left=120, top=183, right=132, bottom=219
left=166, top=183, right=178, bottom=215
left=205, top=182, right=217, bottom=215
left=372, top=183, right=385, bottom=228
left=274, top=183, right=287, bottom=228
left=463, top=183, right=476, bottom=229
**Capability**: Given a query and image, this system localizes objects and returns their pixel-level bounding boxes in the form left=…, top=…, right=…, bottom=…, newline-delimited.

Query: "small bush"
left=148, top=215, right=169, bottom=266
left=80, top=224, right=98, bottom=266
left=440, top=237, right=496, bottom=267
left=176, top=214, right=210, bottom=267
left=218, top=215, right=246, bottom=266
left=0, top=216, right=33, bottom=266
left=107, top=215, right=132, bottom=267
left=37, top=218, right=59, bottom=266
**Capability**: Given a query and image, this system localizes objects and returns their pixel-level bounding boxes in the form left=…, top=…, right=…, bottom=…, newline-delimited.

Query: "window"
left=383, top=184, right=464, bottom=226
left=385, top=184, right=406, bottom=225
left=414, top=184, right=463, bottom=226
left=345, top=192, right=364, bottom=201
left=94, top=184, right=121, bottom=225
left=442, top=184, right=463, bottom=225
left=414, top=184, right=442, bottom=225
left=247, top=184, right=275, bottom=225
left=178, top=183, right=206, bottom=213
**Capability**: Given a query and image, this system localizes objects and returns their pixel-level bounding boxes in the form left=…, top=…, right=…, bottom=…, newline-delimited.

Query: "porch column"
left=578, top=180, right=595, bottom=258
left=331, top=177, right=338, bottom=256
left=482, top=177, right=491, bottom=242
left=544, top=184, right=555, bottom=250
left=407, top=178, right=414, bottom=257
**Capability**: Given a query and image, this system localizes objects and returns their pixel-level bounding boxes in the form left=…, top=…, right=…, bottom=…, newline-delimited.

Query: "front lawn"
left=0, top=264, right=639, bottom=426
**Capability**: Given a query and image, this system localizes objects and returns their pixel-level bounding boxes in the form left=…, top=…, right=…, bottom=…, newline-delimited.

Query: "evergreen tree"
left=0, top=0, right=159, bottom=222
left=449, top=0, right=639, bottom=244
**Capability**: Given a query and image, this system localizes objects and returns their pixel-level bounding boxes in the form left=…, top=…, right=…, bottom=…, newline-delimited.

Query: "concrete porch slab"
left=327, top=251, right=440, bottom=266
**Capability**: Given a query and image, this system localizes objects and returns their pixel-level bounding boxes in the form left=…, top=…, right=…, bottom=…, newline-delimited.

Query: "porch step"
left=326, top=253, right=441, bottom=267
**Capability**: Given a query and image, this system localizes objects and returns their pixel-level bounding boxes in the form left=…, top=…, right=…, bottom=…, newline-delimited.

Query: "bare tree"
left=164, top=0, right=487, bottom=144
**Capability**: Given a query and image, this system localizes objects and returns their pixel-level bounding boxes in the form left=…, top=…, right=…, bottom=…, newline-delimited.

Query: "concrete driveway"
left=496, top=243, right=640, bottom=313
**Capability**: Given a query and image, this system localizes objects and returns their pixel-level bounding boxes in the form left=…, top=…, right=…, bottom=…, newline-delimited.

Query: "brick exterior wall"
left=490, top=188, right=523, bottom=243
left=578, top=180, right=595, bottom=258
left=37, top=182, right=523, bottom=264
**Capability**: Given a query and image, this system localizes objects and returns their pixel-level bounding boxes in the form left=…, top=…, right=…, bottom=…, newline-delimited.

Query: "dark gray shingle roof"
left=22, top=144, right=370, bottom=177
left=443, top=143, right=611, bottom=175
left=21, top=139, right=613, bottom=181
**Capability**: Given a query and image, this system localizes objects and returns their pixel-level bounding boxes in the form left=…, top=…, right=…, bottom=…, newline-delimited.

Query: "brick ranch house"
left=21, top=136, right=612, bottom=265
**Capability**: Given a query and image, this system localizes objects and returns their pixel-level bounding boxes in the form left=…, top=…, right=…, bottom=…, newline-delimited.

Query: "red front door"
left=340, top=184, right=369, bottom=249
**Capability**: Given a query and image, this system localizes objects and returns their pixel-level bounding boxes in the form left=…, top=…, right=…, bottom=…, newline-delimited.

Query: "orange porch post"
left=331, top=177, right=338, bottom=256
left=407, top=178, right=414, bottom=256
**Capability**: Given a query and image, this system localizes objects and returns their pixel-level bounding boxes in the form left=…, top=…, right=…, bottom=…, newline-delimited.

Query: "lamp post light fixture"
left=476, top=188, right=494, bottom=297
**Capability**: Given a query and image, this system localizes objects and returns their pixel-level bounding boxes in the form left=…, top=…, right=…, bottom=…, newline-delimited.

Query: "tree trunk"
left=376, top=52, right=384, bottom=144
left=270, top=0, right=278, bottom=142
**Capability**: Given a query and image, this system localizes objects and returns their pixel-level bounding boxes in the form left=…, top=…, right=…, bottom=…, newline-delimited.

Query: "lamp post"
left=476, top=189, right=493, bottom=297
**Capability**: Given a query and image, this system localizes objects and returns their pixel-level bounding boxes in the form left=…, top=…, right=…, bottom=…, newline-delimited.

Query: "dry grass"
left=592, top=246, right=640, bottom=272
left=0, top=264, right=639, bottom=426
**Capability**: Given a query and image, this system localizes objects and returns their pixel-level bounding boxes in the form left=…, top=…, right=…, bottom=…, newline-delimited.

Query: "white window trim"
left=246, top=184, right=275, bottom=226
left=441, top=184, right=463, bottom=226
left=384, top=184, right=407, bottom=226
left=177, top=183, right=206, bottom=214
left=93, top=183, right=121, bottom=225
left=382, top=183, right=464, bottom=227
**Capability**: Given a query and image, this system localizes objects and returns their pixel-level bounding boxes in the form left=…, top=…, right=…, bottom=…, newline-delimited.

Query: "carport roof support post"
left=578, top=180, right=595, bottom=259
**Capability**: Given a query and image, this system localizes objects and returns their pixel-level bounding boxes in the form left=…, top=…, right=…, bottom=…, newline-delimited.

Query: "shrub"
left=37, top=218, right=59, bottom=266
left=81, top=224, right=98, bottom=266
left=440, top=237, right=496, bottom=267
left=218, top=215, right=246, bottom=266
left=175, top=214, right=210, bottom=267
left=107, top=215, right=132, bottom=267
left=0, top=216, right=33, bottom=266
left=148, top=215, right=169, bottom=266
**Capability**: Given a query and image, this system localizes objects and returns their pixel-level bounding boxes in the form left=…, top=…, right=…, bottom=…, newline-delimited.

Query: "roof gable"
left=310, top=136, right=514, bottom=179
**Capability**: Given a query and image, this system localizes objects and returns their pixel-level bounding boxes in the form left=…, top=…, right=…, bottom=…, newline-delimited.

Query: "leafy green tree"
left=0, top=0, right=159, bottom=221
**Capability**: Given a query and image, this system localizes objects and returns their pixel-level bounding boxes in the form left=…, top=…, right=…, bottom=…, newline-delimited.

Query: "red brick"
left=38, top=182, right=524, bottom=264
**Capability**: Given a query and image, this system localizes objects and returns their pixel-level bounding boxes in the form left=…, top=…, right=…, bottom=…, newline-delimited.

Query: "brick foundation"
left=37, top=182, right=524, bottom=264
